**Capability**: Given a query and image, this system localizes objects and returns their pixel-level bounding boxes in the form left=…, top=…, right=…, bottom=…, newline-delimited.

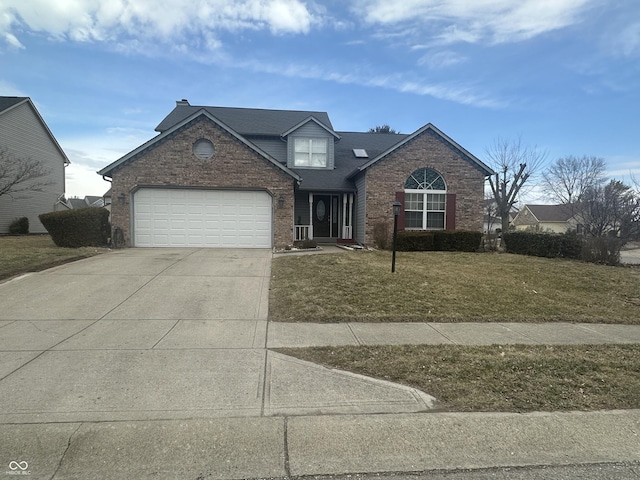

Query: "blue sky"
left=1, top=0, right=639, bottom=200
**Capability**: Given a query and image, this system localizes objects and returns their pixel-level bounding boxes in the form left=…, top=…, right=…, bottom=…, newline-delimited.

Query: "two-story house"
left=0, top=96, right=69, bottom=234
left=98, top=100, right=493, bottom=248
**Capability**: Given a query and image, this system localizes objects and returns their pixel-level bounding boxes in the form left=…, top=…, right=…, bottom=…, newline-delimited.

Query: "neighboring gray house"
left=66, top=196, right=105, bottom=209
left=512, top=204, right=579, bottom=233
left=0, top=97, right=69, bottom=233
left=99, top=100, right=494, bottom=248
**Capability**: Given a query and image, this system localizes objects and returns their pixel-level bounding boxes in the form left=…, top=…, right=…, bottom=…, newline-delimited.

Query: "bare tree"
left=542, top=155, right=606, bottom=209
left=581, top=180, right=640, bottom=241
left=486, top=137, right=547, bottom=233
left=483, top=194, right=500, bottom=250
left=0, top=146, right=51, bottom=199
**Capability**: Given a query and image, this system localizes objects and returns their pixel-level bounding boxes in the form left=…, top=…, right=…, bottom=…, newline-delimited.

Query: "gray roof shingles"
left=526, top=204, right=575, bottom=222
left=0, top=96, right=28, bottom=114
left=155, top=104, right=334, bottom=135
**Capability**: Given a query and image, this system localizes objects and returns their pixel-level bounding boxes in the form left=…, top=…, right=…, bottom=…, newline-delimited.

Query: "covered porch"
left=293, top=191, right=355, bottom=243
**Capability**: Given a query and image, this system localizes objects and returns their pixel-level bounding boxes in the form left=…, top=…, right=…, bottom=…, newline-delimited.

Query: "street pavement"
left=0, top=248, right=639, bottom=479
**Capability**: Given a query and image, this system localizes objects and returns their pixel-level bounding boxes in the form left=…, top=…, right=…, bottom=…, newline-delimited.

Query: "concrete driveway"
left=0, top=248, right=432, bottom=424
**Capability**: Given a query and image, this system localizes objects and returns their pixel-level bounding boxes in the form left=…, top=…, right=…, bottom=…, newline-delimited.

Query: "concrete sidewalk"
left=1, top=248, right=639, bottom=479
left=268, top=321, right=640, bottom=347
left=2, top=411, right=639, bottom=478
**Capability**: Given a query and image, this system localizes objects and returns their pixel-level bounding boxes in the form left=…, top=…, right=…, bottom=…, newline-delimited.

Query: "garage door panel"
left=134, top=189, right=272, bottom=248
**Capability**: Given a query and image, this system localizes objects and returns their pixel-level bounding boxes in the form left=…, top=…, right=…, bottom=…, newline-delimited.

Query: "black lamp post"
left=391, top=201, right=401, bottom=273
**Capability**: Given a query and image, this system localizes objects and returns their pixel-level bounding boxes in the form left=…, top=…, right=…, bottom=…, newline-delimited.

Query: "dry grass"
left=269, top=251, right=640, bottom=323
left=278, top=344, right=640, bottom=412
left=0, top=235, right=108, bottom=281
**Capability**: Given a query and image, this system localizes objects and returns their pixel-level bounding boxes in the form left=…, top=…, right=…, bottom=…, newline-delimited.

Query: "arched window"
left=404, top=168, right=447, bottom=230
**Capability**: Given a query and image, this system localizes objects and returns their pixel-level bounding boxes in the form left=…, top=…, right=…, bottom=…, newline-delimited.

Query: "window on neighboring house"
left=404, top=168, right=447, bottom=230
left=294, top=137, right=328, bottom=167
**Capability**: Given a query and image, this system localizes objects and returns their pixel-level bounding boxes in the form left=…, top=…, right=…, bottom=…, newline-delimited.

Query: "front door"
left=313, top=195, right=331, bottom=237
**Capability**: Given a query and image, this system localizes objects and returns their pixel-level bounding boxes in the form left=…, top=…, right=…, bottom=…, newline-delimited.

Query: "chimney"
left=176, top=99, right=190, bottom=106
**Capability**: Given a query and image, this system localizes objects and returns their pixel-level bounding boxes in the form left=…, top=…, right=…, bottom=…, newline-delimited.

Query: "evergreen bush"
left=39, top=208, right=110, bottom=247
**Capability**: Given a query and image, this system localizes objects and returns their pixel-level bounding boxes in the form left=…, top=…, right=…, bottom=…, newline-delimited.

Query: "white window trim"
left=293, top=137, right=328, bottom=168
left=404, top=189, right=447, bottom=230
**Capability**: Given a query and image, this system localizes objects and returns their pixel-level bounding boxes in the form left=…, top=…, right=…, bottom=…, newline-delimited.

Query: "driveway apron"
left=0, top=248, right=432, bottom=424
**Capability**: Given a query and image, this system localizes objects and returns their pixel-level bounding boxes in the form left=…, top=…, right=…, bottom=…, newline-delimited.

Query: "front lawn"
left=269, top=251, right=640, bottom=324
left=278, top=344, right=640, bottom=412
left=0, top=235, right=108, bottom=281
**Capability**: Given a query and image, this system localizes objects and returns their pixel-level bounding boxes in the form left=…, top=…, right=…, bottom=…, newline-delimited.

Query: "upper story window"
left=404, top=168, right=447, bottom=230
left=294, top=137, right=328, bottom=168
left=193, top=139, right=215, bottom=160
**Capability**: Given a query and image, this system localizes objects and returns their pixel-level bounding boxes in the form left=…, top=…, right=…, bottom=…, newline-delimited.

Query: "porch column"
left=308, top=192, right=314, bottom=239
left=342, top=193, right=348, bottom=238
left=348, top=193, right=354, bottom=238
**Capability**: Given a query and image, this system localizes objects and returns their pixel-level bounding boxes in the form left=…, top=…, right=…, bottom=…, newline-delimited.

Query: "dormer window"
left=294, top=137, right=328, bottom=167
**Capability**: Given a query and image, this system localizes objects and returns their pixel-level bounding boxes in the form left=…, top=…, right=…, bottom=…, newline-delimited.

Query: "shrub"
left=372, top=221, right=390, bottom=249
left=502, top=231, right=582, bottom=260
left=396, top=230, right=482, bottom=252
left=39, top=208, right=110, bottom=247
left=9, top=217, right=29, bottom=234
left=293, top=238, right=318, bottom=249
left=581, top=236, right=621, bottom=266
left=396, top=231, right=434, bottom=251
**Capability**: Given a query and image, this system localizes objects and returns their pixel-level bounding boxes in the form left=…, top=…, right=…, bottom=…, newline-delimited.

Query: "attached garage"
left=133, top=188, right=272, bottom=248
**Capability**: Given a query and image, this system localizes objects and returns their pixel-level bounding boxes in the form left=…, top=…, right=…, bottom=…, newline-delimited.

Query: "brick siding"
left=110, top=117, right=295, bottom=248
left=363, top=129, right=486, bottom=245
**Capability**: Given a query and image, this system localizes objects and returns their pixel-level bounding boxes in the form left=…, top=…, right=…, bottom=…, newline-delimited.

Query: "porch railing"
left=295, top=225, right=311, bottom=241
left=342, top=225, right=352, bottom=239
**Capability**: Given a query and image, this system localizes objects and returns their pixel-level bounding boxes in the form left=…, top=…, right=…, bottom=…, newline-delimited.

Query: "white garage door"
left=133, top=189, right=272, bottom=248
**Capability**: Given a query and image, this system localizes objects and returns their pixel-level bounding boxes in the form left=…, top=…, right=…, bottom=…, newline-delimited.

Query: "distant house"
left=98, top=100, right=494, bottom=248
left=0, top=97, right=69, bottom=233
left=512, top=204, right=579, bottom=233
left=483, top=198, right=518, bottom=234
left=66, top=196, right=105, bottom=209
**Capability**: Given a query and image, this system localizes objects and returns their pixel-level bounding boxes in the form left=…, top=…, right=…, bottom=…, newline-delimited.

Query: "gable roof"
left=282, top=116, right=341, bottom=139
left=99, top=108, right=301, bottom=181
left=522, top=204, right=575, bottom=223
left=155, top=100, right=334, bottom=136
left=347, top=123, right=494, bottom=179
left=0, top=96, right=27, bottom=113
left=0, top=96, right=70, bottom=165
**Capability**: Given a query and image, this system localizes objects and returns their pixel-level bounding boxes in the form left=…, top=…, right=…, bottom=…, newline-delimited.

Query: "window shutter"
left=446, top=193, right=456, bottom=230
left=395, top=191, right=405, bottom=231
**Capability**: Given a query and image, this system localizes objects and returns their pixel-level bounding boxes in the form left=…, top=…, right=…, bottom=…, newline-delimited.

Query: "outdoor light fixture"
left=118, top=193, right=125, bottom=205
left=278, top=195, right=285, bottom=209
left=392, top=200, right=402, bottom=273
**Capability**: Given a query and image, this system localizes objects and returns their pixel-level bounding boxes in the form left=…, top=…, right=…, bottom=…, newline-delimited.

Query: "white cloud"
left=3, top=32, right=24, bottom=49
left=240, top=57, right=504, bottom=108
left=0, top=0, right=316, bottom=51
left=418, top=49, right=467, bottom=69
left=609, top=22, right=640, bottom=57
left=355, top=0, right=598, bottom=45
left=60, top=127, right=151, bottom=197
left=0, top=79, right=26, bottom=96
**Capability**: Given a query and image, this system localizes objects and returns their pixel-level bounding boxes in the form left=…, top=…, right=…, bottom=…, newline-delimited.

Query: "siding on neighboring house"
left=0, top=99, right=67, bottom=234
left=512, top=204, right=577, bottom=234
